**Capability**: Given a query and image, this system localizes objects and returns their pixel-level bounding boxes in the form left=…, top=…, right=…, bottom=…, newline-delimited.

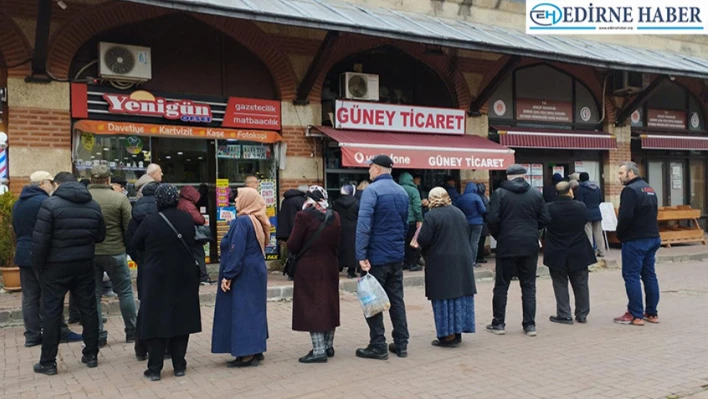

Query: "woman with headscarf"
left=416, top=187, right=477, bottom=348
left=131, top=184, right=202, bottom=381
left=287, top=186, right=341, bottom=363
left=211, top=188, right=270, bottom=368
left=332, top=184, right=359, bottom=278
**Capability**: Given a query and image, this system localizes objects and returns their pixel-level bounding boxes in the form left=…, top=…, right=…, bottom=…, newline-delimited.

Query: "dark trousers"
left=477, top=234, right=488, bottom=261
left=194, top=245, right=208, bottom=282
left=39, top=261, right=99, bottom=365
left=492, top=255, right=538, bottom=328
left=549, top=267, right=590, bottom=319
left=146, top=335, right=189, bottom=374
left=364, top=263, right=409, bottom=349
left=621, top=237, right=662, bottom=319
left=20, top=267, right=73, bottom=344
left=403, top=223, right=420, bottom=267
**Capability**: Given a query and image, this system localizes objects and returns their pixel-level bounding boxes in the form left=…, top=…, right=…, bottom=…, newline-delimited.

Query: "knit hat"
left=579, top=172, right=590, bottom=182
left=155, top=184, right=179, bottom=210
left=340, top=184, right=356, bottom=196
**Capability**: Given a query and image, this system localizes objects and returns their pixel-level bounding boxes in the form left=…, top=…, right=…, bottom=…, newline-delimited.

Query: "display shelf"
left=75, top=165, right=147, bottom=172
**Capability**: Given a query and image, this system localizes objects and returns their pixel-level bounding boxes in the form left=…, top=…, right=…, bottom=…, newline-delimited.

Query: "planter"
left=0, top=266, right=21, bottom=292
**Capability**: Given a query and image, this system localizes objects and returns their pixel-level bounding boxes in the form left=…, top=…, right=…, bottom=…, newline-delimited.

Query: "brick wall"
left=9, top=176, right=28, bottom=196
left=281, top=126, right=316, bottom=157
left=279, top=178, right=323, bottom=199
left=7, top=108, right=71, bottom=148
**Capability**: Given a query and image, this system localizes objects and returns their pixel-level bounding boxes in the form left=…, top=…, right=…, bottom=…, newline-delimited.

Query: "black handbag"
left=159, top=212, right=200, bottom=269
left=194, top=225, right=213, bottom=245
left=283, top=210, right=331, bottom=279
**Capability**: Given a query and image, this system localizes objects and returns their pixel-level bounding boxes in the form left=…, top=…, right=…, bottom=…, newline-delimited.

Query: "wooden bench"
left=606, top=205, right=706, bottom=247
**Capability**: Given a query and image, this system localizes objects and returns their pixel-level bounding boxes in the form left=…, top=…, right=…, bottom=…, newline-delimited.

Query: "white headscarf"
left=302, top=185, right=329, bottom=212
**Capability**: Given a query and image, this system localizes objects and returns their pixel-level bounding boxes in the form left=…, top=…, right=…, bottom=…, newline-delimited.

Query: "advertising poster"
left=259, top=180, right=279, bottom=261
left=217, top=144, right=241, bottom=159
left=553, top=166, right=565, bottom=177
left=216, top=179, right=232, bottom=258
left=531, top=163, right=543, bottom=176
left=242, top=144, right=268, bottom=160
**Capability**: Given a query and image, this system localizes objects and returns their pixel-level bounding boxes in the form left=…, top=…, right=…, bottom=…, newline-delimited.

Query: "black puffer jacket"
left=332, top=194, right=360, bottom=269
left=126, top=182, right=159, bottom=299
left=488, top=177, right=551, bottom=258
left=276, top=189, right=306, bottom=241
left=32, top=182, right=106, bottom=269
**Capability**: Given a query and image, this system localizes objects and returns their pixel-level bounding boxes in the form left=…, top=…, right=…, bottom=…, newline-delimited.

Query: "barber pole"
left=0, top=132, right=7, bottom=181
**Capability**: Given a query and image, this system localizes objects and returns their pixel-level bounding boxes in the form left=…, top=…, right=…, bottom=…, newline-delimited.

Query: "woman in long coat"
left=211, top=188, right=270, bottom=367
left=416, top=187, right=477, bottom=348
left=331, top=184, right=359, bottom=278
left=287, top=186, right=341, bottom=363
left=132, top=184, right=202, bottom=381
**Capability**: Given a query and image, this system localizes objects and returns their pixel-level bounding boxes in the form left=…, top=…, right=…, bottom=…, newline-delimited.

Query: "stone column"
left=603, top=123, right=632, bottom=207
left=7, top=78, right=72, bottom=194
left=279, top=101, right=323, bottom=196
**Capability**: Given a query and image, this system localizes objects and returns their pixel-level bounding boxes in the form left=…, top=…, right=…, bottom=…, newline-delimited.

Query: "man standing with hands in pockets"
left=355, top=155, right=411, bottom=360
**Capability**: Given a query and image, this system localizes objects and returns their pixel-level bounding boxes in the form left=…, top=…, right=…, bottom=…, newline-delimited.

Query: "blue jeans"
left=95, top=253, right=137, bottom=338
left=621, top=237, right=661, bottom=319
left=468, top=224, right=483, bottom=265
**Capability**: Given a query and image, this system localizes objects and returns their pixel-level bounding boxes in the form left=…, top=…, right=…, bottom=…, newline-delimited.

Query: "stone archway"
left=310, top=35, right=470, bottom=109
left=0, top=11, right=33, bottom=77
left=46, top=2, right=297, bottom=100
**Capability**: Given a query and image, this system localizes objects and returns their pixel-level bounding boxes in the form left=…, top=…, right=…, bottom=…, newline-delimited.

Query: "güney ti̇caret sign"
left=335, top=100, right=466, bottom=135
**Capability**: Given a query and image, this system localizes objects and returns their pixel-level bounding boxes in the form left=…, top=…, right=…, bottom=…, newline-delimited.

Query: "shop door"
left=648, top=161, right=665, bottom=207
left=668, top=161, right=687, bottom=206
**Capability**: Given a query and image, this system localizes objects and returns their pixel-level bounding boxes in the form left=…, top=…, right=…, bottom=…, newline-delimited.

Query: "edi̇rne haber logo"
left=526, top=0, right=707, bottom=34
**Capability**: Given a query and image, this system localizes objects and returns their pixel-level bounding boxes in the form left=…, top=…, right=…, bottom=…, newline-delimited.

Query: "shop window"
left=690, top=159, right=705, bottom=215
left=648, top=161, right=665, bottom=207
left=152, top=138, right=209, bottom=184
left=217, top=140, right=274, bottom=183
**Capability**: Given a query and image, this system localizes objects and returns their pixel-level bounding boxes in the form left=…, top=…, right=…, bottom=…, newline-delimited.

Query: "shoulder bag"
left=282, top=210, right=331, bottom=279
left=194, top=225, right=213, bottom=244
left=159, top=212, right=200, bottom=269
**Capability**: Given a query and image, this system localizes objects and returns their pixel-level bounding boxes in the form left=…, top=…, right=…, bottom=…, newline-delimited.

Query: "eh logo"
left=530, top=3, right=563, bottom=26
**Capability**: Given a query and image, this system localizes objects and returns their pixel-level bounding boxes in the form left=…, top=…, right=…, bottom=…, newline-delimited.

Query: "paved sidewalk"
left=1, top=261, right=708, bottom=399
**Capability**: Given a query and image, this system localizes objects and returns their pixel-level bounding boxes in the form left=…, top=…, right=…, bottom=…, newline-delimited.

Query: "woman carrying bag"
left=211, top=188, right=270, bottom=367
left=132, top=184, right=202, bottom=381
left=177, top=185, right=214, bottom=285
left=287, top=186, right=342, bottom=363
left=416, top=187, right=477, bottom=348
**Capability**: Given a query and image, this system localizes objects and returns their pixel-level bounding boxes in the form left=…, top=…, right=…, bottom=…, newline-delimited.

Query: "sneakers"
left=485, top=324, right=505, bottom=335
left=60, top=331, right=83, bottom=343
left=524, top=325, right=537, bottom=337
left=388, top=343, right=408, bottom=358
left=355, top=345, right=388, bottom=360
left=549, top=315, right=573, bottom=325
left=614, top=312, right=644, bottom=326
left=644, top=313, right=659, bottom=324
left=81, top=355, right=98, bottom=368
left=33, top=362, right=58, bottom=376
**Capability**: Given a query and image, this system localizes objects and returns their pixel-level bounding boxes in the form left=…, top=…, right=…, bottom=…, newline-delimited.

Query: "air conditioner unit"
left=99, top=42, right=152, bottom=82
left=611, top=71, right=643, bottom=96
left=340, top=72, right=379, bottom=101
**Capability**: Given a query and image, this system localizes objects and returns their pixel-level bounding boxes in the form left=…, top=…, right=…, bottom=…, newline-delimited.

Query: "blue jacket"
left=457, top=183, right=487, bottom=225
left=575, top=181, right=603, bottom=222
left=442, top=183, right=461, bottom=207
left=356, top=174, right=409, bottom=265
left=11, top=186, right=49, bottom=268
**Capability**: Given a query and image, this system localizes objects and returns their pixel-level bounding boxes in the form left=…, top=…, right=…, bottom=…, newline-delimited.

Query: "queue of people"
left=13, top=155, right=661, bottom=379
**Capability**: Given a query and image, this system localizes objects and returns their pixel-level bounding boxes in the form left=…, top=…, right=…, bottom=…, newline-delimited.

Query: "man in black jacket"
left=276, top=185, right=307, bottom=242
left=614, top=162, right=661, bottom=326
left=544, top=182, right=596, bottom=325
left=12, top=171, right=82, bottom=347
left=487, top=164, right=551, bottom=337
left=32, top=172, right=106, bottom=375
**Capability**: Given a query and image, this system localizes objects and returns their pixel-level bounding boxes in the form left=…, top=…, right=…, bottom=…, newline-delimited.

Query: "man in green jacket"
left=88, top=165, right=136, bottom=345
left=399, top=172, right=423, bottom=272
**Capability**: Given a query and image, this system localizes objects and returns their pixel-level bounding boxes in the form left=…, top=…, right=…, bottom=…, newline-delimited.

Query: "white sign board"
left=335, top=100, right=466, bottom=135
left=599, top=202, right=618, bottom=232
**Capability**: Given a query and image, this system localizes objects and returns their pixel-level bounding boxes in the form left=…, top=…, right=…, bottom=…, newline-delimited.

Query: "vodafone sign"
left=341, top=146, right=513, bottom=170
left=335, top=100, right=466, bottom=135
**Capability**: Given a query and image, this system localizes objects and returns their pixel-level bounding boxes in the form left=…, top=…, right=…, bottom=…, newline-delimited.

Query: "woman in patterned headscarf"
left=212, top=187, right=270, bottom=368
left=416, top=187, right=477, bottom=348
left=288, top=185, right=342, bottom=363
left=132, top=184, right=202, bottom=381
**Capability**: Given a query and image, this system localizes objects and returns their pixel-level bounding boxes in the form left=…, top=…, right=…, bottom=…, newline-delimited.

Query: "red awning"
left=496, top=128, right=616, bottom=150
left=640, top=134, right=708, bottom=151
left=315, top=126, right=515, bottom=170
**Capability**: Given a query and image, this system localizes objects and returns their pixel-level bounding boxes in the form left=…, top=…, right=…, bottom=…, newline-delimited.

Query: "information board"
left=599, top=202, right=618, bottom=232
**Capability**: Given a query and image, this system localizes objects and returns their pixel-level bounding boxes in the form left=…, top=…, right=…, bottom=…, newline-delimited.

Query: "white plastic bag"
left=357, top=274, right=391, bottom=318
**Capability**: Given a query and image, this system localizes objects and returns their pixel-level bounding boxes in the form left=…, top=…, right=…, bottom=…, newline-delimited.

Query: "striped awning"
left=640, top=134, right=708, bottom=151
left=497, top=129, right=616, bottom=150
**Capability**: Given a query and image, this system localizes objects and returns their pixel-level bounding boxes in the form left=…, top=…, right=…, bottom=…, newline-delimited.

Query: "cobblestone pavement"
left=2, top=261, right=708, bottom=399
